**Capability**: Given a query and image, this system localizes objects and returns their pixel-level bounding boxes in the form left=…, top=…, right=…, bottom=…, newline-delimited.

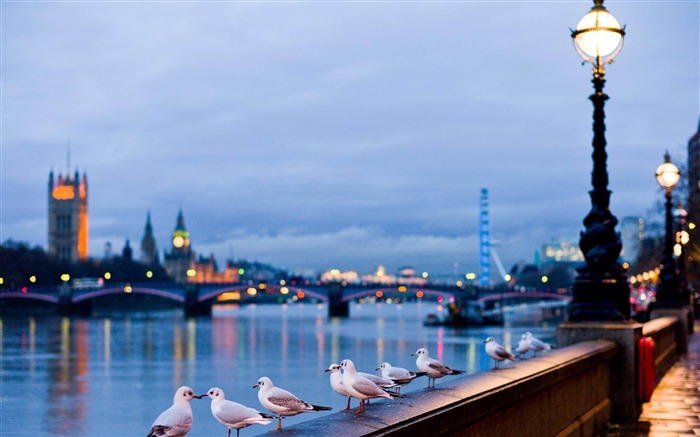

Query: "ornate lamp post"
left=654, top=152, right=684, bottom=308
left=568, top=0, right=629, bottom=321
left=674, top=203, right=690, bottom=302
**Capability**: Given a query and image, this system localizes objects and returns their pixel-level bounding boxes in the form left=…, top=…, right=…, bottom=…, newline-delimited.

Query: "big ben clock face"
left=173, top=236, right=185, bottom=248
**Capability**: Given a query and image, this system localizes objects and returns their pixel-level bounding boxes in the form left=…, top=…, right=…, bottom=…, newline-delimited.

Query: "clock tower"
left=163, top=209, right=193, bottom=283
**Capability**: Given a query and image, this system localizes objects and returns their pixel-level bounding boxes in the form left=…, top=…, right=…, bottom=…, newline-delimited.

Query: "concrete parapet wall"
left=642, top=316, right=679, bottom=378
left=270, top=341, right=617, bottom=437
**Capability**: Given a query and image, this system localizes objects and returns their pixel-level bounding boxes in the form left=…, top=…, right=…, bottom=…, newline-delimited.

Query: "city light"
left=541, top=276, right=549, bottom=283
left=259, top=283, right=267, bottom=290
left=280, top=287, right=289, bottom=295
left=504, top=274, right=512, bottom=281
left=689, top=223, right=696, bottom=230
left=238, top=268, right=245, bottom=275
left=421, top=272, right=429, bottom=279
left=104, top=272, right=111, bottom=280
left=186, top=269, right=196, bottom=277
left=61, top=274, right=70, bottom=282
left=217, top=292, right=240, bottom=301
left=376, top=291, right=384, bottom=298
left=146, top=271, right=153, bottom=278
left=124, top=283, right=132, bottom=293
left=29, top=276, right=36, bottom=283
left=247, top=287, right=257, bottom=296
left=297, top=291, right=305, bottom=299
left=398, top=286, right=407, bottom=292
left=416, top=291, right=424, bottom=298
left=0, top=278, right=3, bottom=285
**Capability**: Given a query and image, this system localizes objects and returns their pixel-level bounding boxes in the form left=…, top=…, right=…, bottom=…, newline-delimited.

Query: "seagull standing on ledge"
left=340, top=359, right=397, bottom=414
left=326, top=363, right=352, bottom=410
left=484, top=337, right=517, bottom=369
left=411, top=348, right=465, bottom=388
left=377, top=362, right=427, bottom=394
left=147, top=386, right=200, bottom=437
left=514, top=334, right=531, bottom=358
left=202, top=387, right=276, bottom=437
left=254, top=376, right=332, bottom=430
left=525, top=331, right=552, bottom=356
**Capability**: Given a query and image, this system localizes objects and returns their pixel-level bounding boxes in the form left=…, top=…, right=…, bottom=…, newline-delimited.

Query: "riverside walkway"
left=613, top=320, right=700, bottom=437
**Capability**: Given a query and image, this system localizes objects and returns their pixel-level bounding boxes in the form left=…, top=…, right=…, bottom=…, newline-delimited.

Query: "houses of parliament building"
left=48, top=170, right=238, bottom=284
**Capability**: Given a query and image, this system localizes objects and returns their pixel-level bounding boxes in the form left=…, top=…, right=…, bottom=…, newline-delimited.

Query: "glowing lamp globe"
left=656, top=154, right=680, bottom=190
left=571, top=0, right=625, bottom=68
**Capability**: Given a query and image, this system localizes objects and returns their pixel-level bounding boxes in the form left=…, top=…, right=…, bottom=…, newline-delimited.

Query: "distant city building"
left=620, top=216, right=644, bottom=263
left=140, top=212, right=159, bottom=265
left=320, top=269, right=359, bottom=284
left=397, top=267, right=427, bottom=286
left=190, top=255, right=240, bottom=284
left=362, top=265, right=397, bottom=285
left=688, top=117, right=700, bottom=265
left=122, top=239, right=133, bottom=261
left=163, top=209, right=193, bottom=283
left=540, top=240, right=583, bottom=265
left=48, top=170, right=88, bottom=262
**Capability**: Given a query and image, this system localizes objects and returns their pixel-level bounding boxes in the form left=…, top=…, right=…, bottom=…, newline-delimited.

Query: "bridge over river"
left=0, top=281, right=570, bottom=321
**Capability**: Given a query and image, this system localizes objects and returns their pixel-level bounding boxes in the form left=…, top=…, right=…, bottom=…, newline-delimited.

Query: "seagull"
left=411, top=347, right=465, bottom=388
left=514, top=334, right=531, bottom=358
left=525, top=331, right=552, bottom=356
left=147, top=386, right=200, bottom=437
left=358, top=372, right=398, bottom=390
left=376, top=362, right=427, bottom=394
left=484, top=337, right=517, bottom=369
left=254, top=376, right=332, bottom=430
left=325, top=363, right=352, bottom=410
left=340, top=359, right=398, bottom=414
left=202, top=387, right=276, bottom=437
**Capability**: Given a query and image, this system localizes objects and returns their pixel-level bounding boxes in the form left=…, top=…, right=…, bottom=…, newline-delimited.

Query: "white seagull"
left=376, top=362, right=427, bottom=394
left=514, top=334, right=531, bottom=358
left=411, top=347, right=465, bottom=388
left=484, top=337, right=517, bottom=369
left=253, top=376, right=332, bottom=430
left=325, top=363, right=352, bottom=410
left=525, top=331, right=552, bottom=356
left=340, top=359, right=398, bottom=414
left=202, top=387, right=275, bottom=437
left=147, top=386, right=200, bottom=437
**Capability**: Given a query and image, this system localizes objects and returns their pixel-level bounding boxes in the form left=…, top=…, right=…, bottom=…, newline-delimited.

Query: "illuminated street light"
left=568, top=0, right=630, bottom=321
left=654, top=153, right=687, bottom=309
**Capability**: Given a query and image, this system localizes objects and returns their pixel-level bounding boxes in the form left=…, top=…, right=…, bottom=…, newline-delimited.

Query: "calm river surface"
left=0, top=302, right=559, bottom=436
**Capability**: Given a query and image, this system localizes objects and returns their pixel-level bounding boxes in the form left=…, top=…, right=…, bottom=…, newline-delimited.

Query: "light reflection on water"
left=0, top=302, right=558, bottom=436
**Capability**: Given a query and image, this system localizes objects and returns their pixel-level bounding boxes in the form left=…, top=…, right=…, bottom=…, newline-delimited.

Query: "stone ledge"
left=256, top=340, right=617, bottom=436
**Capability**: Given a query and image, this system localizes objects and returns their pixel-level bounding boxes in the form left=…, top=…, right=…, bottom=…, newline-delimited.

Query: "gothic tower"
left=140, top=211, right=158, bottom=265
left=48, top=170, right=88, bottom=262
left=163, top=209, right=193, bottom=283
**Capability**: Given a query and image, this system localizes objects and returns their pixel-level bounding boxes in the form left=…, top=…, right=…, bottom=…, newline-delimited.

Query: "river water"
left=0, top=302, right=560, bottom=436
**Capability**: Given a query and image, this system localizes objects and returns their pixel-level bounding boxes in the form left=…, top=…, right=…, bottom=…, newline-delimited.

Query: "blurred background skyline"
left=2, top=1, right=698, bottom=276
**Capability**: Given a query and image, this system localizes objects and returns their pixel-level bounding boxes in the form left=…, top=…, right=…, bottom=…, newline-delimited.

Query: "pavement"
left=610, top=320, right=700, bottom=437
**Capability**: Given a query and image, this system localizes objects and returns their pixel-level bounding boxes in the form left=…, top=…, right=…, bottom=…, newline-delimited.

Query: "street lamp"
left=674, top=203, right=689, bottom=297
left=654, top=152, right=684, bottom=308
left=568, top=0, right=629, bottom=321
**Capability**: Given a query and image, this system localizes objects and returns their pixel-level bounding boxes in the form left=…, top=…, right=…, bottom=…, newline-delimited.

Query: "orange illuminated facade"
left=48, top=170, right=88, bottom=262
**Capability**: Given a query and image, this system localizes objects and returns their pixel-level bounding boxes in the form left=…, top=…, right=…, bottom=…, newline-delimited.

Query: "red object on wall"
left=638, top=337, right=656, bottom=402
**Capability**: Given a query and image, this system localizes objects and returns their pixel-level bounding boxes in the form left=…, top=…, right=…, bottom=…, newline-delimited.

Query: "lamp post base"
left=569, top=278, right=630, bottom=321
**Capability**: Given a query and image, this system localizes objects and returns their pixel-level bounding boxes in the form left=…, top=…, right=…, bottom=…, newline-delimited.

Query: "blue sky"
left=2, top=1, right=698, bottom=277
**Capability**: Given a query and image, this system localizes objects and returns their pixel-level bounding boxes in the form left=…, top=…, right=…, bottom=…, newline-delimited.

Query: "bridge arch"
left=0, top=292, right=59, bottom=305
left=341, top=287, right=455, bottom=303
left=197, top=285, right=329, bottom=303
left=71, top=287, right=185, bottom=304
